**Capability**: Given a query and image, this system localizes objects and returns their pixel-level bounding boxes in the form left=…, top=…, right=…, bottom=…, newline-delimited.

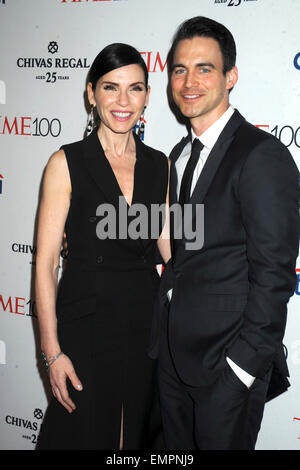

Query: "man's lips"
left=181, top=93, right=204, bottom=101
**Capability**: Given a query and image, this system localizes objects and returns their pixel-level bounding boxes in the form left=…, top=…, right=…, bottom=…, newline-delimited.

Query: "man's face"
left=171, top=36, right=237, bottom=131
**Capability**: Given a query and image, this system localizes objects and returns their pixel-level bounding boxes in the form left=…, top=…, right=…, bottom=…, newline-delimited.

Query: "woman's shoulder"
left=47, top=148, right=67, bottom=169
left=59, top=135, right=86, bottom=154
left=136, top=135, right=167, bottom=164
left=46, top=134, right=88, bottom=175
left=43, top=149, right=70, bottom=190
left=57, top=133, right=94, bottom=168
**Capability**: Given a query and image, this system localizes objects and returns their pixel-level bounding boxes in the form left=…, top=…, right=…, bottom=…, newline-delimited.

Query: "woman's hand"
left=48, top=353, right=83, bottom=413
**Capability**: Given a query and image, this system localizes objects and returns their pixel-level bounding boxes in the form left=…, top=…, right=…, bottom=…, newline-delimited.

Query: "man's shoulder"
left=234, top=118, right=298, bottom=178
left=236, top=117, right=284, bottom=148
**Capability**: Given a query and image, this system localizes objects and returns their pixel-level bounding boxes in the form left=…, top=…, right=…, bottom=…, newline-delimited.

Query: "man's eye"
left=200, top=67, right=210, bottom=73
left=174, top=68, right=185, bottom=75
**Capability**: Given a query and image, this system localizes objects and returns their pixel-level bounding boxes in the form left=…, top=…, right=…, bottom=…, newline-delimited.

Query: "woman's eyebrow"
left=101, top=81, right=145, bottom=86
left=101, top=81, right=119, bottom=86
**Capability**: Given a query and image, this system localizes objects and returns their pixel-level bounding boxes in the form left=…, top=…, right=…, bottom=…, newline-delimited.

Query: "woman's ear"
left=87, top=82, right=96, bottom=106
left=145, top=85, right=151, bottom=108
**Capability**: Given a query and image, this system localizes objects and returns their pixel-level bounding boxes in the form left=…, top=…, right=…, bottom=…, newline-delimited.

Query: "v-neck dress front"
left=37, top=129, right=168, bottom=450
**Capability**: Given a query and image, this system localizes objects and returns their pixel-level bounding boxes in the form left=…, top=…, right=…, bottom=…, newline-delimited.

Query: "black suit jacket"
left=149, top=110, right=299, bottom=389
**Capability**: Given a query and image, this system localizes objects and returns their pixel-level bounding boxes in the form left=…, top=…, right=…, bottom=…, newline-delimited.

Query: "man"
left=149, top=16, right=299, bottom=450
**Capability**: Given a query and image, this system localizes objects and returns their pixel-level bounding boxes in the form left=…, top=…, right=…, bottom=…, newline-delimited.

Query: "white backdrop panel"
left=0, top=0, right=299, bottom=450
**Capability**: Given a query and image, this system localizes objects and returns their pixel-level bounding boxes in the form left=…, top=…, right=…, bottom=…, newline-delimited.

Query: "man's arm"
left=227, top=138, right=299, bottom=378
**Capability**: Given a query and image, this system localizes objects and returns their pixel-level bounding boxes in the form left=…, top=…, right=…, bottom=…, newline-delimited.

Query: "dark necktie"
left=179, top=138, right=204, bottom=206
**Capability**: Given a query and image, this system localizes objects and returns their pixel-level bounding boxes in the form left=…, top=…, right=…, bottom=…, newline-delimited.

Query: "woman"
left=35, top=43, right=170, bottom=450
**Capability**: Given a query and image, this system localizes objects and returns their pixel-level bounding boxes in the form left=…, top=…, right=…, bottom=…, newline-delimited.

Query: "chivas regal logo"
left=16, top=42, right=90, bottom=83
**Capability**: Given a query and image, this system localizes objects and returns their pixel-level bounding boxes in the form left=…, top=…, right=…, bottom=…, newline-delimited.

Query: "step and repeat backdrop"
left=0, top=0, right=299, bottom=450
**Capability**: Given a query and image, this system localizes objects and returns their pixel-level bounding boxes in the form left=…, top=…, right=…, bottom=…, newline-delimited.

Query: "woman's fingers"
left=52, top=384, right=75, bottom=414
left=68, top=367, right=83, bottom=392
left=49, top=355, right=82, bottom=413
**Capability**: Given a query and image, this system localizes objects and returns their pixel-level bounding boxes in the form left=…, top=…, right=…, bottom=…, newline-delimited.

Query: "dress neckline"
left=93, top=128, right=138, bottom=208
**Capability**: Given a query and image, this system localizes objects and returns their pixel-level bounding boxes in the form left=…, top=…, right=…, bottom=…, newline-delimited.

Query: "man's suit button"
left=96, top=255, right=103, bottom=264
left=141, top=255, right=147, bottom=263
left=89, top=216, right=97, bottom=223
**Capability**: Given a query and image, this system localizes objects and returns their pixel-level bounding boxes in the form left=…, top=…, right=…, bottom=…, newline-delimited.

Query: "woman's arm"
left=35, top=150, right=82, bottom=413
left=157, top=158, right=171, bottom=264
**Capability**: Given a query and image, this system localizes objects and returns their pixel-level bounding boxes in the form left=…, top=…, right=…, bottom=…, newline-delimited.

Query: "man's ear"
left=226, top=66, right=238, bottom=91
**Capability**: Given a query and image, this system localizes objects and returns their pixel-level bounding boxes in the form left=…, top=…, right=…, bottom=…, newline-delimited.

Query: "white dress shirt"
left=175, top=105, right=234, bottom=199
left=169, top=105, right=255, bottom=388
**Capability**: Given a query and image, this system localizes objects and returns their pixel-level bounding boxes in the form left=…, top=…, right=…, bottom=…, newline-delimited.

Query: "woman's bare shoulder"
left=43, top=149, right=70, bottom=191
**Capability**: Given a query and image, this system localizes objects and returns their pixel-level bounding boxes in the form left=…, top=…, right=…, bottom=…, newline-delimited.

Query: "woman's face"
left=87, top=63, right=150, bottom=135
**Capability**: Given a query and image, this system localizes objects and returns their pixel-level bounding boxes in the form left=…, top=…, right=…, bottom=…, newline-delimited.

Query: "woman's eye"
left=103, top=85, right=117, bottom=91
left=131, top=86, right=144, bottom=92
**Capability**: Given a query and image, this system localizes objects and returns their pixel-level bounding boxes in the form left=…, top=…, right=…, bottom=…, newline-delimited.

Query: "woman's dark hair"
left=168, top=16, right=236, bottom=75
left=88, top=43, right=148, bottom=89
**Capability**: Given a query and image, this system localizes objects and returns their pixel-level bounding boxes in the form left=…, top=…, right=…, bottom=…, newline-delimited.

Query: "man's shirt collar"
left=191, top=105, right=235, bottom=151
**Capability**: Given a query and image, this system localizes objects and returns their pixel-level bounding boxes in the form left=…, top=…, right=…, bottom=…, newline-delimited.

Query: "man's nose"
left=185, top=70, right=198, bottom=88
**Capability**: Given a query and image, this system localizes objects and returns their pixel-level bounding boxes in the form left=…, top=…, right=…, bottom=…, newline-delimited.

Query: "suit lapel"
left=169, top=134, right=190, bottom=206
left=168, top=111, right=246, bottom=248
left=169, top=134, right=190, bottom=254
left=170, top=110, right=245, bottom=207
left=190, top=110, right=245, bottom=205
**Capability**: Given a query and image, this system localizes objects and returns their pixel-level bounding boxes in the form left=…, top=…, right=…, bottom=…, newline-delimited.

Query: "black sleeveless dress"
left=37, top=129, right=168, bottom=450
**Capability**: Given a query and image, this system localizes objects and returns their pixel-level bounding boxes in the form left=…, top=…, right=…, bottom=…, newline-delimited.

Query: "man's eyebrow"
left=172, top=63, right=186, bottom=71
left=172, top=62, right=216, bottom=71
left=196, top=62, right=216, bottom=69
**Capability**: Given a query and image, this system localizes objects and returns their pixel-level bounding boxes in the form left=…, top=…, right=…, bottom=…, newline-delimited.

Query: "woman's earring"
left=86, top=104, right=95, bottom=135
left=138, top=106, right=146, bottom=139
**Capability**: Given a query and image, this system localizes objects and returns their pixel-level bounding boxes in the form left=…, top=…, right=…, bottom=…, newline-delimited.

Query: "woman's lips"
left=111, top=111, right=133, bottom=121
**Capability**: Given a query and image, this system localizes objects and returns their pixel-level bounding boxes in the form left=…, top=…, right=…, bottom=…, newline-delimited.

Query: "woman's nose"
left=117, top=89, right=130, bottom=106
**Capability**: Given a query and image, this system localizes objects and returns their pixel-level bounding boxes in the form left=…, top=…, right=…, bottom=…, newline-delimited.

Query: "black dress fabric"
left=36, top=129, right=168, bottom=450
